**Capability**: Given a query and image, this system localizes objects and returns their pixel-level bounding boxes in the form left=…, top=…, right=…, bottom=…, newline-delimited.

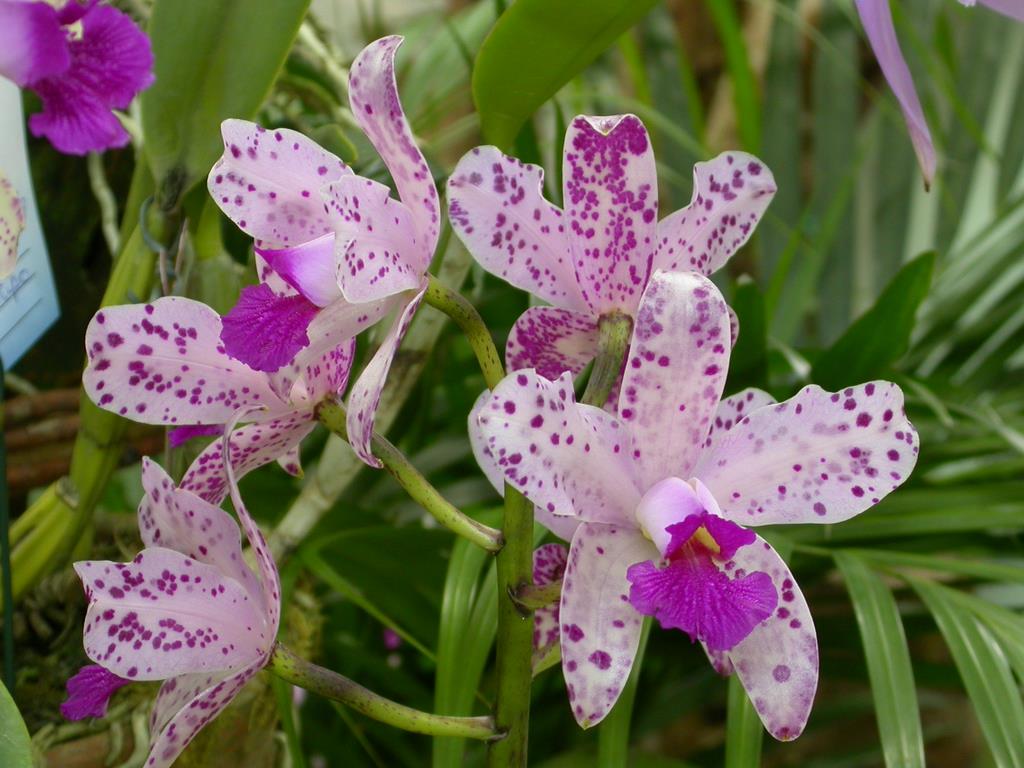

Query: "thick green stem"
left=423, top=275, right=505, bottom=390
left=316, top=400, right=502, bottom=553
left=581, top=312, right=634, bottom=407
left=488, top=486, right=535, bottom=767
left=268, top=644, right=499, bottom=740
left=512, top=578, right=561, bottom=611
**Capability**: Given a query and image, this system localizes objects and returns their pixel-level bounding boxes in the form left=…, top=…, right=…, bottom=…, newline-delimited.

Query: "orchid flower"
left=63, top=454, right=281, bottom=768
left=854, top=0, right=1024, bottom=187
left=82, top=297, right=355, bottom=503
left=471, top=270, right=919, bottom=737
left=0, top=0, right=152, bottom=155
left=207, top=35, right=439, bottom=466
left=447, top=114, right=775, bottom=383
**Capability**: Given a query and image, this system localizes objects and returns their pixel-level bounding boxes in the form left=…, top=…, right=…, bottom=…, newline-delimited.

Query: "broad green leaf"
left=472, top=0, right=659, bottom=148
left=812, top=252, right=936, bottom=390
left=141, top=0, right=310, bottom=203
left=705, top=0, right=760, bottom=152
left=0, top=681, right=32, bottom=768
left=724, top=675, right=763, bottom=768
left=911, top=578, right=1024, bottom=768
left=834, top=553, right=925, bottom=768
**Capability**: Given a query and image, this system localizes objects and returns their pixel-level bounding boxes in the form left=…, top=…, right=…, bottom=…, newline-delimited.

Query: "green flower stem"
left=268, top=643, right=499, bottom=741
left=488, top=485, right=535, bottom=768
left=315, top=399, right=503, bottom=553
left=512, top=578, right=561, bottom=611
left=423, top=275, right=505, bottom=390
left=581, top=311, right=634, bottom=407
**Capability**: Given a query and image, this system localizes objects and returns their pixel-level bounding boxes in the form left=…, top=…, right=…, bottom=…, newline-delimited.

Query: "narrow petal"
left=75, top=549, right=269, bottom=680
left=560, top=523, right=651, bottom=728
left=476, top=370, right=641, bottom=524
left=702, top=388, right=776, bottom=456
left=854, top=0, right=936, bottom=185
left=149, top=670, right=230, bottom=737
left=1, top=174, right=26, bottom=281
left=618, top=271, right=731, bottom=487
left=653, top=152, right=776, bottom=275
left=179, top=412, right=316, bottom=505
left=83, top=298, right=283, bottom=426
left=208, top=120, right=349, bottom=247
left=0, top=0, right=68, bottom=86
left=725, top=536, right=818, bottom=741
left=144, top=662, right=261, bottom=768
left=167, top=424, right=222, bottom=449
left=220, top=283, right=320, bottom=373
left=505, top=307, right=599, bottom=382
left=696, top=382, right=919, bottom=525
left=346, top=286, right=426, bottom=467
left=563, top=115, right=658, bottom=315
left=60, top=665, right=130, bottom=721
left=137, top=458, right=261, bottom=602
left=324, top=175, right=425, bottom=303
left=348, top=36, right=440, bottom=251
left=256, top=234, right=341, bottom=308
left=448, top=146, right=584, bottom=310
left=533, top=544, right=568, bottom=660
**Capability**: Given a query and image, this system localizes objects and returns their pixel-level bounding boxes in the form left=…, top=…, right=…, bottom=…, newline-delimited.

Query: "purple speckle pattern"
left=220, top=283, right=320, bottom=372
left=653, top=152, right=776, bottom=276
left=532, top=543, right=568, bottom=664
left=447, top=147, right=584, bottom=310
left=695, top=382, right=919, bottom=525
left=703, top=388, right=776, bottom=456
left=208, top=119, right=349, bottom=248
left=0, top=174, right=25, bottom=279
left=563, top=115, right=658, bottom=315
left=618, top=271, right=731, bottom=487
left=505, top=306, right=600, bottom=382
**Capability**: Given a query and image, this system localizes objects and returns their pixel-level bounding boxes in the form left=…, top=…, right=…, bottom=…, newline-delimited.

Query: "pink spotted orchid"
left=62, top=454, right=281, bottom=768
left=471, top=270, right=919, bottom=737
left=82, top=297, right=355, bottom=503
left=207, top=35, right=439, bottom=466
left=0, top=0, right=152, bottom=154
left=447, top=114, right=775, bottom=382
left=854, top=0, right=1024, bottom=187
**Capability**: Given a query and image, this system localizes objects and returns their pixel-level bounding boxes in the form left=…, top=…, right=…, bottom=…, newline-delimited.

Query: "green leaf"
left=812, top=251, right=936, bottom=390
left=834, top=553, right=924, bottom=768
left=141, top=0, right=311, bottom=204
left=726, top=277, right=768, bottom=394
left=704, top=0, right=760, bottom=152
left=0, top=680, right=32, bottom=768
left=597, top=619, right=651, bottom=768
left=724, top=675, right=763, bottom=768
left=911, top=578, right=1024, bottom=768
left=472, top=0, right=659, bottom=148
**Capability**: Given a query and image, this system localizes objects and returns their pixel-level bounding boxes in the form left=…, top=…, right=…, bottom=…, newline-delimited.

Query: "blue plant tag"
left=0, top=80, right=60, bottom=368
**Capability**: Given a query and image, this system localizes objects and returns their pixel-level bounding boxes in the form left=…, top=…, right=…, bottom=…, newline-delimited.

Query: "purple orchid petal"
left=695, top=382, right=919, bottom=525
left=277, top=336, right=357, bottom=408
left=725, top=535, right=818, bottom=741
left=167, top=424, right=223, bottom=448
left=563, top=115, right=658, bottom=315
left=475, top=369, right=641, bottom=525
left=447, top=146, right=585, bottom=311
left=618, top=270, right=731, bottom=488
left=60, top=664, right=130, bottom=721
left=633, top=477, right=707, bottom=556
left=83, top=297, right=284, bottom=426
left=149, top=670, right=226, bottom=738
left=702, top=388, right=776, bottom=456
left=29, top=77, right=131, bottom=154
left=653, top=152, right=776, bottom=276
left=0, top=0, right=69, bottom=86
left=256, top=234, right=341, bottom=308
left=970, top=0, right=1024, bottom=21
left=220, top=283, right=320, bottom=373
left=209, top=120, right=350, bottom=248
left=144, top=662, right=261, bottom=768
left=179, top=411, right=316, bottom=505
left=277, top=444, right=303, bottom=477
left=559, top=522, right=651, bottom=728
left=324, top=175, right=425, bottom=303
left=349, top=36, right=440, bottom=252
left=137, top=458, right=262, bottom=603
left=346, top=286, right=426, bottom=467
left=533, top=543, right=568, bottom=659
left=505, top=307, right=600, bottom=382
left=73, top=548, right=269, bottom=680
left=854, top=0, right=936, bottom=186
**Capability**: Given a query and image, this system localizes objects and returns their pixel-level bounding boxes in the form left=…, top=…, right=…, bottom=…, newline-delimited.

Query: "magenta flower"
left=447, top=115, right=775, bottom=382
left=64, top=455, right=280, bottom=768
left=471, top=270, right=919, bottom=736
left=854, top=0, right=1024, bottom=187
left=207, top=35, right=439, bottom=466
left=0, top=0, right=153, bottom=155
left=82, top=297, right=355, bottom=503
